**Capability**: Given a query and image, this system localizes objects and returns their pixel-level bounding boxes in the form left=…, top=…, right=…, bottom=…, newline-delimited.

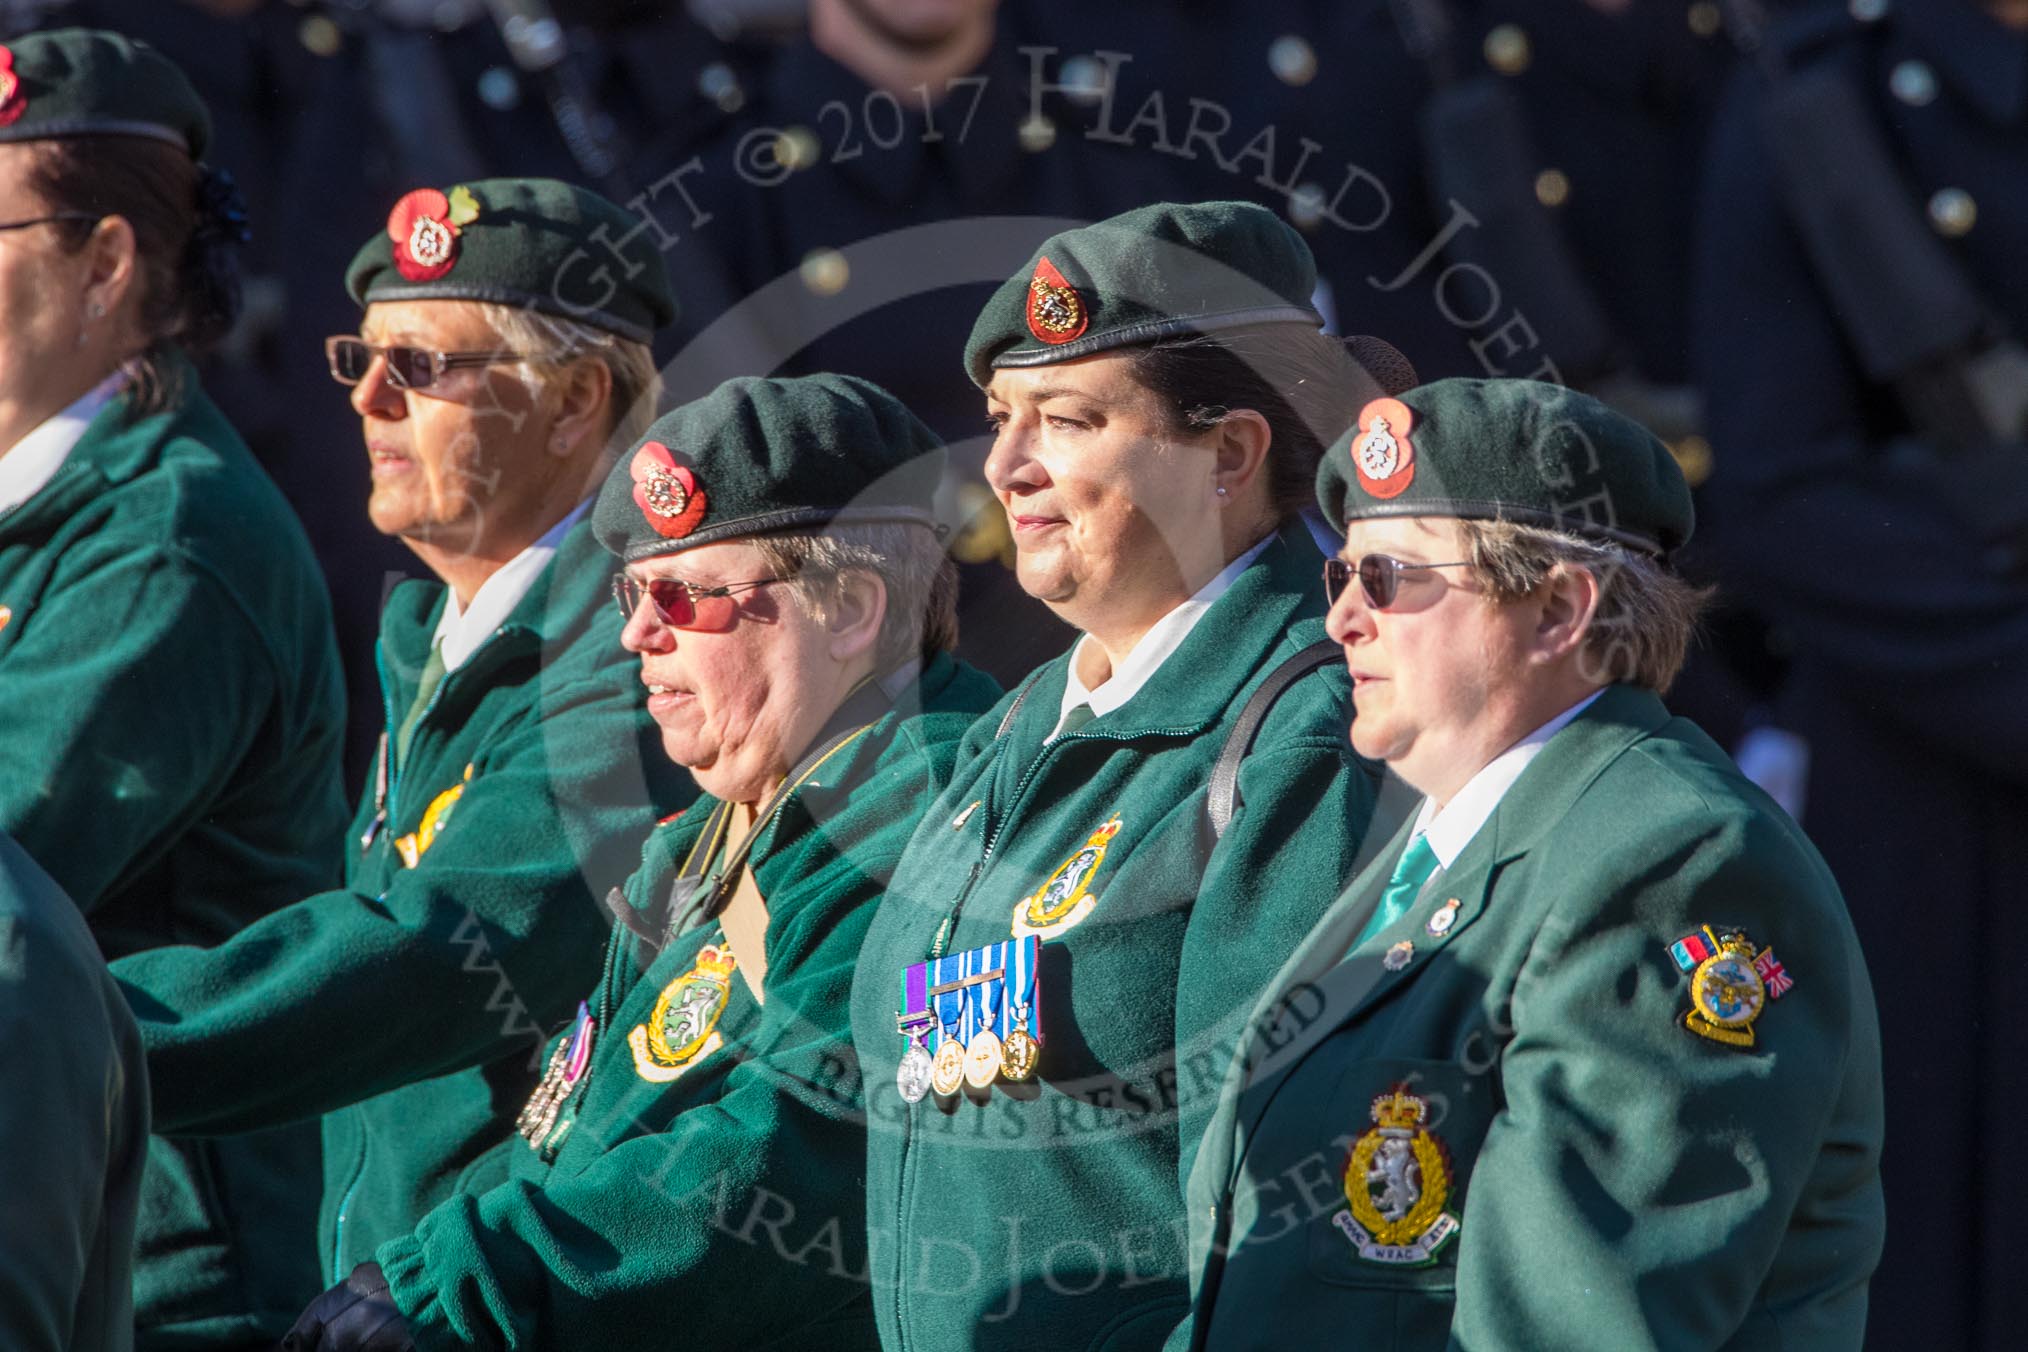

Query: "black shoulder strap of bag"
left=1204, top=641, right=1343, bottom=842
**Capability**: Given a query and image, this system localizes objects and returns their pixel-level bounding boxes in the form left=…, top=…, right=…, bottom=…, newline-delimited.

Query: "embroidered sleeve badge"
left=1352, top=397, right=1416, bottom=500
left=1012, top=815, right=1122, bottom=940
left=0, top=47, right=24, bottom=127
left=1332, top=1085, right=1460, bottom=1265
left=1026, top=256, right=1090, bottom=344
left=629, top=943, right=737, bottom=1082
left=1671, top=925, right=1792, bottom=1048
left=388, top=185, right=480, bottom=283
left=630, top=441, right=709, bottom=540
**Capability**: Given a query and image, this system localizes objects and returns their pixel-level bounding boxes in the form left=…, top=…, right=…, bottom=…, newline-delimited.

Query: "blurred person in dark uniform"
left=1694, top=2, right=2028, bottom=1346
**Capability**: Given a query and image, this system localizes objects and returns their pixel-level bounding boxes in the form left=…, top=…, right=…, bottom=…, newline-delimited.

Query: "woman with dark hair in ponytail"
left=0, top=28, right=346, bottom=1352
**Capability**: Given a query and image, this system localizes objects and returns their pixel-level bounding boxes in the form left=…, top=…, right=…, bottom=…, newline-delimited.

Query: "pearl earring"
left=1215, top=485, right=1229, bottom=497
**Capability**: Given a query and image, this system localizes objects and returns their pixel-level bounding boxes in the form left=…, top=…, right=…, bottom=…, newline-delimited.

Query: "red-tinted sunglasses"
left=1323, top=554, right=1471, bottom=610
left=611, top=572, right=792, bottom=632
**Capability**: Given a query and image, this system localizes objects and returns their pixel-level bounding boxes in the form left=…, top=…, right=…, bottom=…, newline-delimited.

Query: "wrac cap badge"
left=388, top=185, right=480, bottom=283
left=1353, top=397, right=1416, bottom=499
left=630, top=442, right=709, bottom=540
left=0, top=47, right=23, bottom=127
left=1026, top=256, right=1089, bottom=345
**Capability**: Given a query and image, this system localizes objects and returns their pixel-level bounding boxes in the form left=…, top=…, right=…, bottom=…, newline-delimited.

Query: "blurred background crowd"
left=5, top=0, right=2021, bottom=1346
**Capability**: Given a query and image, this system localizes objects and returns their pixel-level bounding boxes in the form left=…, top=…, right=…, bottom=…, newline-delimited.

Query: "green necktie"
left=1355, top=834, right=1438, bottom=948
left=1056, top=703, right=1097, bottom=737
left=395, top=641, right=447, bottom=770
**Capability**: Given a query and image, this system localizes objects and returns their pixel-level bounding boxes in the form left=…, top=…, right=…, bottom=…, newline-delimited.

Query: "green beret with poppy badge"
left=963, top=200, right=1322, bottom=388
left=1317, top=377, right=1696, bottom=555
left=345, top=177, right=675, bottom=343
left=595, top=373, right=947, bottom=564
left=0, top=28, right=211, bottom=157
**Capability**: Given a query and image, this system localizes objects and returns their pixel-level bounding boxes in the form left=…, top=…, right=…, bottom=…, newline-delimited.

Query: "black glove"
left=278, top=1261, right=415, bottom=1352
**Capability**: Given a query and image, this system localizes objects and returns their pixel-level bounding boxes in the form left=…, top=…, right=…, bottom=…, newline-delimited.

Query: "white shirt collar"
left=0, top=374, right=125, bottom=516
left=1409, top=690, right=1605, bottom=870
left=432, top=500, right=589, bottom=673
left=1052, top=533, right=1276, bottom=738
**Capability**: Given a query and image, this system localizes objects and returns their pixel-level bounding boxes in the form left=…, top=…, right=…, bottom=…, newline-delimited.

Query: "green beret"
left=0, top=28, right=210, bottom=158
left=1317, top=378, right=1695, bottom=555
left=345, top=178, right=674, bottom=343
left=963, top=200, right=1321, bottom=388
left=595, top=374, right=947, bottom=564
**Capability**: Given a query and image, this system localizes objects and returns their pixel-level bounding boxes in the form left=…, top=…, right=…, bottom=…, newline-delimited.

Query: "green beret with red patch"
left=0, top=28, right=210, bottom=157
left=962, top=200, right=1323, bottom=388
left=1316, top=377, right=1696, bottom=555
left=594, top=373, right=947, bottom=564
left=344, top=177, right=674, bottom=343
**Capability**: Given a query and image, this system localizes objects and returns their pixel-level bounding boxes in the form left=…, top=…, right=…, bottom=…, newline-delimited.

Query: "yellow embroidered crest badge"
left=1331, top=1085, right=1461, bottom=1266
left=1011, top=815, right=1122, bottom=940
left=393, top=764, right=473, bottom=868
left=629, top=943, right=737, bottom=1083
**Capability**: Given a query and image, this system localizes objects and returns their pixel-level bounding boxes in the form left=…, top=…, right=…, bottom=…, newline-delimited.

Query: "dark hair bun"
left=1344, top=335, right=1419, bottom=398
left=178, top=163, right=248, bottom=353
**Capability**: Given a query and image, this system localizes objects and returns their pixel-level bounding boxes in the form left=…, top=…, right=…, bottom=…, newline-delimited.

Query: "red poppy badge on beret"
left=0, top=47, right=25, bottom=128
left=1026, top=256, right=1089, bottom=345
left=388, top=185, right=480, bottom=283
left=631, top=442, right=709, bottom=540
left=1352, top=397, right=1415, bottom=500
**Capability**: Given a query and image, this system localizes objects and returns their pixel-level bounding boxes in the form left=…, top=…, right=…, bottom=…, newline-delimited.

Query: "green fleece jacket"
left=0, top=363, right=346, bottom=1346
left=368, top=652, right=1000, bottom=1349
left=852, top=524, right=1395, bottom=1351
left=0, top=833, right=149, bottom=1352
left=113, top=512, right=690, bottom=1287
left=1180, top=686, right=1884, bottom=1350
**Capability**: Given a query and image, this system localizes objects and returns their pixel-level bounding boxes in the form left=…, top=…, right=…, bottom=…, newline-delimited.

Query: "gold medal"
left=964, top=1029, right=1004, bottom=1089
left=930, top=1039, right=965, bottom=1097
left=1001, top=1026, right=1039, bottom=1081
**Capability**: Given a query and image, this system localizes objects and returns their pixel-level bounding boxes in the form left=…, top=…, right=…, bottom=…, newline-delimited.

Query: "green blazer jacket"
left=0, top=833, right=148, bottom=1352
left=1179, top=687, right=1884, bottom=1350
left=853, top=523, right=1394, bottom=1352
left=371, top=652, right=1000, bottom=1350
left=0, top=365, right=347, bottom=1345
left=113, top=513, right=692, bottom=1286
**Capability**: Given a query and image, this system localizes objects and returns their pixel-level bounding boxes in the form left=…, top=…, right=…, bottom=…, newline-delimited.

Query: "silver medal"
left=897, top=1040, right=935, bottom=1103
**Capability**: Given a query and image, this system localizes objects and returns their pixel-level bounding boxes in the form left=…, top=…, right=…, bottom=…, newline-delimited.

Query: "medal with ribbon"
left=964, top=973, right=1005, bottom=1090
left=515, top=1001, right=597, bottom=1154
left=896, top=959, right=936, bottom=1103
left=1002, top=935, right=1041, bottom=1081
left=929, top=952, right=968, bottom=1097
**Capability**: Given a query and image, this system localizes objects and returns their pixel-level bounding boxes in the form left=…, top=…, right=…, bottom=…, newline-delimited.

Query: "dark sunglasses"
left=324, top=336, right=523, bottom=392
left=1323, top=554, right=1472, bottom=610
left=611, top=572, right=793, bottom=632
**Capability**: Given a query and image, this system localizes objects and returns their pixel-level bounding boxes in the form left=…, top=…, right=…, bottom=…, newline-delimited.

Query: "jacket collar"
left=1002, top=521, right=1332, bottom=747
left=378, top=508, right=613, bottom=694
left=0, top=351, right=221, bottom=537
left=1215, top=685, right=1671, bottom=1162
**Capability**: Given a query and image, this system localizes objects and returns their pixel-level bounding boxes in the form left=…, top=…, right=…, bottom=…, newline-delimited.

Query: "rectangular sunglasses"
left=610, top=573, right=793, bottom=632
left=324, top=336, right=521, bottom=391
left=1323, top=554, right=1472, bottom=609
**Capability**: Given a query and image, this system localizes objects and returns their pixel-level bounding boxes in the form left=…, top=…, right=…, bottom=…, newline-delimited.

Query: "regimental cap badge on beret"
left=389, top=186, right=480, bottom=284
left=630, top=442, right=709, bottom=541
left=1026, top=256, right=1089, bottom=345
left=0, top=47, right=25, bottom=128
left=1352, top=397, right=1416, bottom=500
